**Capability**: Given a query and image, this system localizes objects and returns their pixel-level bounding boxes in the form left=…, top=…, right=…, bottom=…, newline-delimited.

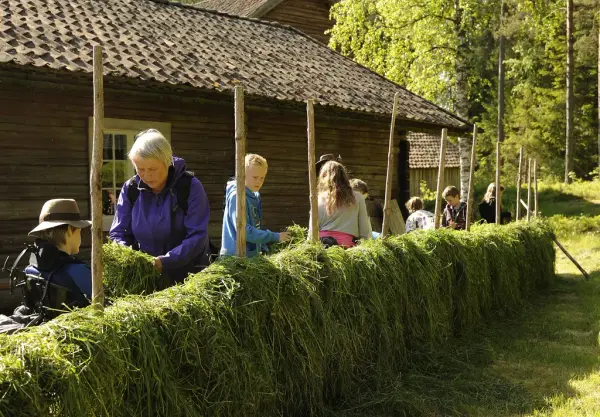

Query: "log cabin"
left=408, top=132, right=461, bottom=198
left=193, top=0, right=337, bottom=44
left=194, top=0, right=464, bottom=197
left=0, top=0, right=471, bottom=307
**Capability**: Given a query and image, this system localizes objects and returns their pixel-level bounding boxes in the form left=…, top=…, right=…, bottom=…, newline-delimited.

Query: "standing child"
left=479, top=182, right=512, bottom=224
left=220, top=154, right=290, bottom=258
left=315, top=161, right=372, bottom=248
left=405, top=197, right=435, bottom=232
left=441, top=185, right=467, bottom=230
left=350, top=178, right=380, bottom=238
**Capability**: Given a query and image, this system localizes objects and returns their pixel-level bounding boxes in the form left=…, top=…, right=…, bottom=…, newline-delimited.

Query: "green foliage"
left=330, top=0, right=600, bottom=182
left=0, top=223, right=554, bottom=417
left=548, top=214, right=600, bottom=237
left=419, top=180, right=437, bottom=211
left=329, top=0, right=500, bottom=111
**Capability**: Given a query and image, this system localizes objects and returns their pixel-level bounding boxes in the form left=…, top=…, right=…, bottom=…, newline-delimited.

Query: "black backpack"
left=126, top=171, right=194, bottom=215
left=124, top=172, right=219, bottom=257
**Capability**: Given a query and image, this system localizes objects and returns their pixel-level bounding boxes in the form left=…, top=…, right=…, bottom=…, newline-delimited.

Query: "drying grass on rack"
left=102, top=241, right=162, bottom=298
left=0, top=221, right=555, bottom=417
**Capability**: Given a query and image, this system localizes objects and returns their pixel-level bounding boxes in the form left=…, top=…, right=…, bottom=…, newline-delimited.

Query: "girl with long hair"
left=315, top=161, right=372, bottom=248
left=479, top=182, right=511, bottom=224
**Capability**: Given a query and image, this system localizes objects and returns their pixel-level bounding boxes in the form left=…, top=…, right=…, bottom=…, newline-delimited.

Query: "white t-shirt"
left=405, top=209, right=435, bottom=232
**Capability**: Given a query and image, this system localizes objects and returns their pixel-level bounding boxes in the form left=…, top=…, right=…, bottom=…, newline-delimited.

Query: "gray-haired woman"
left=109, top=129, right=210, bottom=286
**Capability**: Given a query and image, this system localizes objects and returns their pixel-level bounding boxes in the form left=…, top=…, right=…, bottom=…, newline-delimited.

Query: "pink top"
left=319, top=230, right=356, bottom=248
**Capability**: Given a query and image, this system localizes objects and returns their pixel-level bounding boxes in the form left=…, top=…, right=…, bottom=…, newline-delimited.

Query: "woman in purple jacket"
left=109, top=129, right=210, bottom=286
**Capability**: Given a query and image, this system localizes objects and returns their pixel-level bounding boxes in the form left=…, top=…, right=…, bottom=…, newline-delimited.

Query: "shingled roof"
left=0, top=0, right=470, bottom=132
left=408, top=132, right=461, bottom=169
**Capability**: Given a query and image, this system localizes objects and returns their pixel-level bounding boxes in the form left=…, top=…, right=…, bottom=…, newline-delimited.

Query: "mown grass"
left=481, top=179, right=600, bottom=218
left=337, top=181, right=600, bottom=417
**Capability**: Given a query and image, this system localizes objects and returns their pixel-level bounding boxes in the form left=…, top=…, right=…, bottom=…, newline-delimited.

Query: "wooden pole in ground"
left=495, top=141, right=501, bottom=224
left=234, top=86, right=247, bottom=257
left=553, top=237, right=590, bottom=280
left=307, top=99, right=319, bottom=242
left=465, top=125, right=477, bottom=231
left=91, top=45, right=105, bottom=309
left=381, top=92, right=400, bottom=238
left=516, top=146, right=523, bottom=221
left=527, top=158, right=532, bottom=222
left=534, top=159, right=538, bottom=217
left=434, top=128, right=448, bottom=229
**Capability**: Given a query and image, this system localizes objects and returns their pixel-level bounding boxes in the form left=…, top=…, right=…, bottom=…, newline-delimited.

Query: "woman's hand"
left=279, top=232, right=291, bottom=242
left=153, top=257, right=163, bottom=272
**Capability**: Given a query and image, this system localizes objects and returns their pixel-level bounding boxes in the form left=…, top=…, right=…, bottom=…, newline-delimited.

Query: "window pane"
left=102, top=189, right=117, bottom=215
left=114, top=160, right=128, bottom=186
left=103, top=134, right=113, bottom=160
left=101, top=161, right=114, bottom=188
left=115, top=134, right=127, bottom=160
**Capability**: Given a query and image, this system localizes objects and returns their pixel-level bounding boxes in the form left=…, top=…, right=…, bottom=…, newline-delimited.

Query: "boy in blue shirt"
left=220, top=154, right=290, bottom=257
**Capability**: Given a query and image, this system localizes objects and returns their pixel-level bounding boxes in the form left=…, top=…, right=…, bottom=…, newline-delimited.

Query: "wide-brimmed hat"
left=316, top=154, right=342, bottom=174
left=29, top=199, right=92, bottom=236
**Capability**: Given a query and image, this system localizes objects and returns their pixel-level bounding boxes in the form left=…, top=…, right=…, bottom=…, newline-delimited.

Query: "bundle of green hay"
left=102, top=242, right=162, bottom=298
left=268, top=224, right=308, bottom=253
left=0, top=221, right=555, bottom=417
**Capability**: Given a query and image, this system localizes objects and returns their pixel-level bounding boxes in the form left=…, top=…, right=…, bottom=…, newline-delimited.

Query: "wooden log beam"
left=434, top=129, right=448, bottom=229
left=527, top=158, right=532, bottom=222
left=307, top=99, right=319, bottom=242
left=466, top=125, right=477, bottom=231
left=495, top=142, right=501, bottom=224
left=382, top=92, right=400, bottom=238
left=554, top=237, right=590, bottom=280
left=534, top=159, right=539, bottom=217
left=91, top=45, right=105, bottom=309
left=516, top=146, right=523, bottom=221
left=235, top=86, right=247, bottom=257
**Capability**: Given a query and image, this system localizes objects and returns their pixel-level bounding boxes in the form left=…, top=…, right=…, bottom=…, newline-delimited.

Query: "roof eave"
left=247, top=0, right=285, bottom=17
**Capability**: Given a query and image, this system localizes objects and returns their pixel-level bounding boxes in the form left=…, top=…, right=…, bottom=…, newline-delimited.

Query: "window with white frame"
left=88, top=118, right=171, bottom=231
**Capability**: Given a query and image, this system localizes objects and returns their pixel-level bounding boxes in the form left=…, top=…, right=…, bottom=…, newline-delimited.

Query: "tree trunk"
left=496, top=1, right=506, bottom=224
left=565, top=0, right=574, bottom=183
left=497, top=0, right=505, bottom=145
left=455, top=0, right=470, bottom=200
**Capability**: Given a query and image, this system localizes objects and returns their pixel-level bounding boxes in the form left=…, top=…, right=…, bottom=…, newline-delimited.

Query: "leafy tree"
left=329, top=0, right=502, bottom=197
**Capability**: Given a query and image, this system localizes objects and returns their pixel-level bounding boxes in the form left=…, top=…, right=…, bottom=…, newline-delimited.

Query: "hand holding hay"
left=102, top=242, right=163, bottom=298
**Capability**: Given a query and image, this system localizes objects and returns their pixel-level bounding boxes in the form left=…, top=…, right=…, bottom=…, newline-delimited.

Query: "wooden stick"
left=553, top=237, right=590, bottom=280
left=520, top=199, right=529, bottom=211
left=234, top=86, right=247, bottom=257
left=465, top=125, right=477, bottom=231
left=91, top=45, right=105, bottom=309
left=516, top=146, right=523, bottom=221
left=495, top=141, right=501, bottom=224
left=527, top=158, right=532, bottom=222
left=382, top=92, right=400, bottom=238
left=434, top=129, right=448, bottom=229
left=307, top=99, right=319, bottom=242
left=534, top=159, right=538, bottom=217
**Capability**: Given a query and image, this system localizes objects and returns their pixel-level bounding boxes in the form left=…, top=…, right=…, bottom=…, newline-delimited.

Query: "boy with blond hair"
left=220, top=154, right=290, bottom=257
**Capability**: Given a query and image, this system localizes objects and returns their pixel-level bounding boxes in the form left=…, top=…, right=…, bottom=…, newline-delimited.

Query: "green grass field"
left=336, top=180, right=600, bottom=417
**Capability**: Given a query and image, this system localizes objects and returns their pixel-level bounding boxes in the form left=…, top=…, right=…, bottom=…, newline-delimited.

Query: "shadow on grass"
left=422, top=184, right=600, bottom=219
left=330, top=273, right=600, bottom=417
left=484, top=186, right=600, bottom=218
